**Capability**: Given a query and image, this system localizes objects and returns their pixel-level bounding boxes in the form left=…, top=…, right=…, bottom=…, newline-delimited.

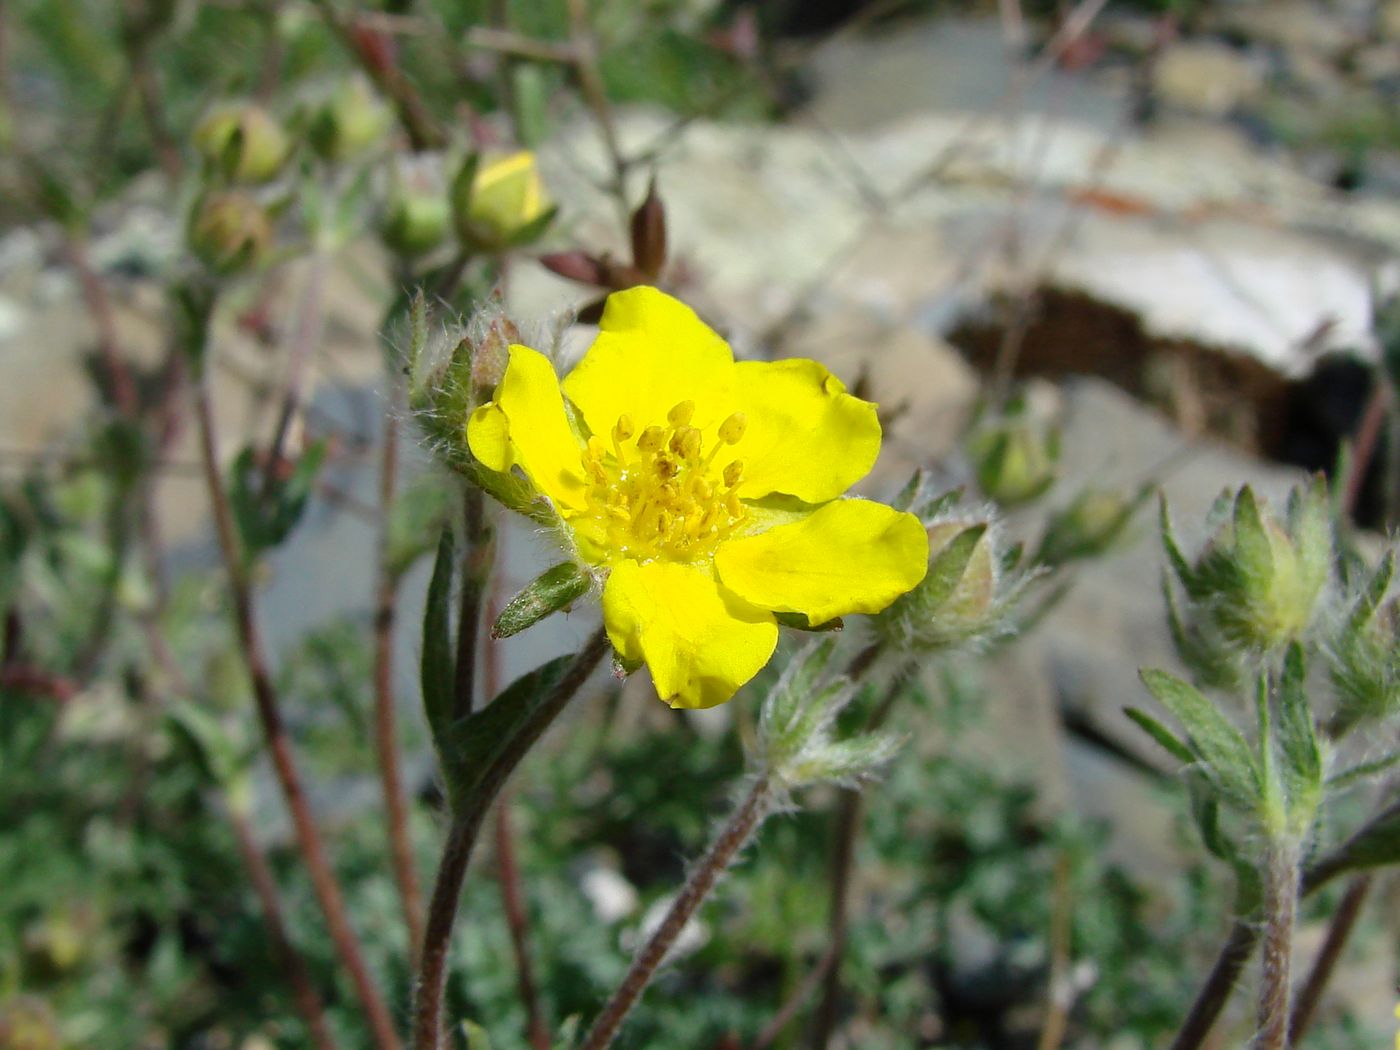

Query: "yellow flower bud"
left=453, top=151, right=552, bottom=251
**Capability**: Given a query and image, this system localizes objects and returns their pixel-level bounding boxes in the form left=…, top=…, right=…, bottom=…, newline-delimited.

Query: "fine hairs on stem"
left=577, top=777, right=774, bottom=1050
left=1255, top=839, right=1301, bottom=1050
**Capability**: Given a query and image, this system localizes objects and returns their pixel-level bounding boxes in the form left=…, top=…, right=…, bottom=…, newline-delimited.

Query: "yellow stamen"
left=668, top=400, right=696, bottom=427
left=718, top=412, right=747, bottom=445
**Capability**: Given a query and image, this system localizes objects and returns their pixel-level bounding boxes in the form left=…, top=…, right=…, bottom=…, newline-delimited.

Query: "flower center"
left=577, top=400, right=747, bottom=563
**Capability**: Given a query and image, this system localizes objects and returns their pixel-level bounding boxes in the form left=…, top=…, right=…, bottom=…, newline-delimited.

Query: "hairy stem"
left=373, top=400, right=425, bottom=959
left=412, top=628, right=610, bottom=1050
left=193, top=371, right=401, bottom=1050
left=226, top=804, right=341, bottom=1050
left=452, top=488, right=493, bottom=720
left=1256, top=839, right=1301, bottom=1050
left=579, top=777, right=773, bottom=1050
left=1289, top=874, right=1372, bottom=1043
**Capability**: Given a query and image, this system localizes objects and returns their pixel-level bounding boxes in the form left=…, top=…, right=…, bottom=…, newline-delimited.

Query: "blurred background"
left=2, top=0, right=1400, bottom=1047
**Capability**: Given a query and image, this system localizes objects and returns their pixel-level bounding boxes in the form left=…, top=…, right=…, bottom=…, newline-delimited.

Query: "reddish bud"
left=629, top=176, right=668, bottom=278
left=540, top=251, right=610, bottom=287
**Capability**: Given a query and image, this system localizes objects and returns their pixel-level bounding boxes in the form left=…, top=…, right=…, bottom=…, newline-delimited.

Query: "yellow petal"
left=563, top=287, right=735, bottom=437
left=466, top=402, right=511, bottom=472
left=730, top=359, right=881, bottom=503
left=602, top=560, right=778, bottom=709
left=467, top=343, right=586, bottom=510
left=715, top=499, right=929, bottom=625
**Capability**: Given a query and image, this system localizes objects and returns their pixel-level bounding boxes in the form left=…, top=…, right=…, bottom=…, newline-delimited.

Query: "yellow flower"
left=468, top=287, right=929, bottom=708
left=456, top=150, right=551, bottom=249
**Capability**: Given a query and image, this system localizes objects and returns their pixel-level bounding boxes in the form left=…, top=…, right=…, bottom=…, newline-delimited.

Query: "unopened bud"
left=382, top=185, right=451, bottom=257
left=308, top=75, right=392, bottom=162
left=193, top=103, right=289, bottom=184
left=493, top=562, right=593, bottom=638
left=630, top=176, right=668, bottom=278
left=189, top=192, right=273, bottom=274
left=453, top=151, right=553, bottom=251
left=541, top=251, right=610, bottom=286
left=968, top=418, right=1059, bottom=507
left=1036, top=487, right=1142, bottom=567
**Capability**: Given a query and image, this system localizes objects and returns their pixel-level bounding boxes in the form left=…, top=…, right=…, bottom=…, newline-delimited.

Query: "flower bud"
left=188, top=192, right=273, bottom=274
left=874, top=517, right=1030, bottom=653
left=493, top=562, right=594, bottom=638
left=193, top=103, right=289, bottom=184
left=452, top=151, right=553, bottom=251
left=629, top=176, right=667, bottom=278
left=1163, top=479, right=1330, bottom=655
left=308, top=75, right=392, bottom=162
left=967, top=411, right=1059, bottom=507
left=1036, top=486, right=1144, bottom=568
left=382, top=185, right=450, bottom=257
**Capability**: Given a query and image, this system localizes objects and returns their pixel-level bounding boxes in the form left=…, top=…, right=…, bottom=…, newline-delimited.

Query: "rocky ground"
left=4, top=1, right=1400, bottom=1036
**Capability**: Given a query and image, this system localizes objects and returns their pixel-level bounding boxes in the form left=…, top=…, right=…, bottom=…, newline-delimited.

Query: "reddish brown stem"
left=495, top=798, right=551, bottom=1050
left=1289, top=874, right=1373, bottom=1042
left=748, top=947, right=837, bottom=1050
left=1256, top=840, right=1301, bottom=1050
left=413, top=628, right=609, bottom=1050
left=63, top=235, right=140, bottom=418
left=192, top=371, right=402, bottom=1050
left=226, top=804, right=341, bottom=1050
left=374, top=405, right=425, bottom=959
left=578, top=777, right=772, bottom=1050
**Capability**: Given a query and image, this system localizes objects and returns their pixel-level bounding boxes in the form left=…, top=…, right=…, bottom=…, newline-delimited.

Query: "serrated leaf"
left=421, top=528, right=456, bottom=750
left=1124, top=706, right=1195, bottom=764
left=1140, top=668, right=1259, bottom=808
left=443, top=651, right=578, bottom=810
left=493, top=562, right=592, bottom=639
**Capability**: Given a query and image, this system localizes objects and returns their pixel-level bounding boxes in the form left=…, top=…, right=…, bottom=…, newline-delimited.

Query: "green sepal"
left=421, top=528, right=457, bottom=751
left=773, top=611, right=845, bottom=632
left=1140, top=668, right=1259, bottom=809
left=920, top=524, right=988, bottom=608
left=443, top=651, right=579, bottom=810
left=1230, top=486, right=1274, bottom=594
left=493, top=562, right=592, bottom=639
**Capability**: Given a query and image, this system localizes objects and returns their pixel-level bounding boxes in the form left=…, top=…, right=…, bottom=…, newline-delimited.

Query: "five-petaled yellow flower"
left=468, top=287, right=929, bottom=708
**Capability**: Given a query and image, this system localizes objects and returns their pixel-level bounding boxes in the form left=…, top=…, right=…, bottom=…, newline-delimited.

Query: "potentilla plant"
left=1133, top=479, right=1400, bottom=1050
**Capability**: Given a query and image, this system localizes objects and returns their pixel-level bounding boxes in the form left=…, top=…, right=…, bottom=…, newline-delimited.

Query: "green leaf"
left=1124, top=707, right=1195, bottom=764
left=443, top=651, right=579, bottom=810
left=385, top=476, right=456, bottom=579
left=1159, top=496, right=1199, bottom=597
left=227, top=440, right=328, bottom=554
left=493, top=562, right=592, bottom=639
left=1326, top=751, right=1400, bottom=790
left=1140, top=668, right=1259, bottom=808
left=421, top=528, right=456, bottom=750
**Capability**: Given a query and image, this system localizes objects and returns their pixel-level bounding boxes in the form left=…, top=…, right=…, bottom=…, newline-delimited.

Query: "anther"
left=669, top=426, right=701, bottom=462
left=718, top=412, right=747, bottom=445
left=636, top=426, right=666, bottom=454
left=723, top=460, right=744, bottom=488
left=613, top=414, right=635, bottom=442
left=667, top=400, right=696, bottom=427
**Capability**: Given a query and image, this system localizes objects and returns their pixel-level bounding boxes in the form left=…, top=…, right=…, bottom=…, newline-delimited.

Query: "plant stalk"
left=412, top=627, right=610, bottom=1050
left=373, top=400, right=426, bottom=959
left=578, top=776, right=773, bottom=1050
left=193, top=369, right=402, bottom=1050
left=1256, top=839, right=1301, bottom=1050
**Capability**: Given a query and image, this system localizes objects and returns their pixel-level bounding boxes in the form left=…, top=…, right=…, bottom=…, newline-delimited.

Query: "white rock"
left=1152, top=43, right=1265, bottom=117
